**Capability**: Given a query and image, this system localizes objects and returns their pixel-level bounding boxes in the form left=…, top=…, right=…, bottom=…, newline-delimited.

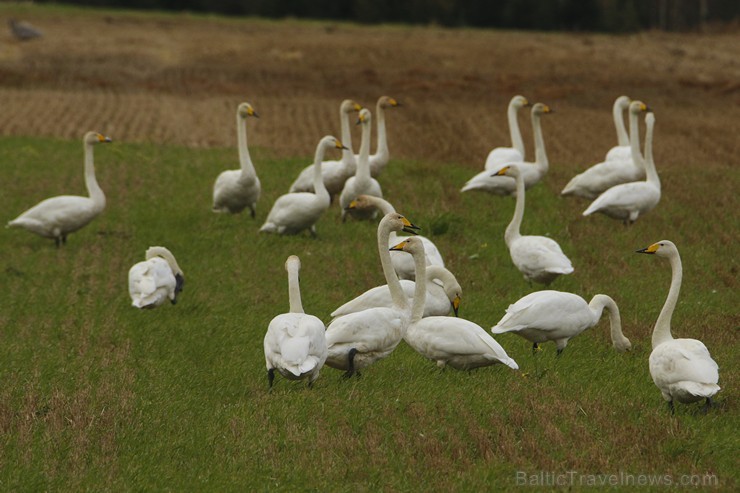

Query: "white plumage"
left=128, top=246, right=184, bottom=309
left=364, top=96, right=401, bottom=177
left=339, top=108, right=383, bottom=221
left=604, top=95, right=632, bottom=162
left=484, top=95, right=530, bottom=170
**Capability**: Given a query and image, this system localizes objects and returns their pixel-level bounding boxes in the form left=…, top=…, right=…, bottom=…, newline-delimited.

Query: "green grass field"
left=0, top=133, right=736, bottom=490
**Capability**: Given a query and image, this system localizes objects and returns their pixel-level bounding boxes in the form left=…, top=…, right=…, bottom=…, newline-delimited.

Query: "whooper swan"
left=339, top=109, right=383, bottom=221
left=364, top=96, right=401, bottom=178
left=128, top=246, right=185, bottom=309
left=636, top=240, right=720, bottom=413
left=491, top=290, right=631, bottom=355
left=263, top=255, right=328, bottom=389
left=260, top=136, right=345, bottom=236
left=604, top=95, right=632, bottom=162
left=484, top=95, right=530, bottom=170
left=212, top=102, right=261, bottom=217
left=7, top=131, right=112, bottom=246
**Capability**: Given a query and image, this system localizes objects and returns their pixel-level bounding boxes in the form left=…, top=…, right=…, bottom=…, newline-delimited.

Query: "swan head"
left=629, top=100, right=650, bottom=115
left=511, top=95, right=530, bottom=108
left=84, top=132, right=112, bottom=145
left=356, top=108, right=372, bottom=126
left=494, top=164, right=520, bottom=177
left=636, top=240, right=677, bottom=258
left=346, top=194, right=377, bottom=212
left=285, top=255, right=301, bottom=272
left=378, top=96, right=401, bottom=108
left=319, top=135, right=348, bottom=152
left=237, top=102, right=259, bottom=119
left=615, top=95, right=631, bottom=109
left=341, top=99, right=363, bottom=114
left=531, top=103, right=552, bottom=116
left=381, top=212, right=419, bottom=235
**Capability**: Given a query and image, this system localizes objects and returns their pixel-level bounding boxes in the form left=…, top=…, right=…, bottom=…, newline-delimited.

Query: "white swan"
left=128, top=246, right=185, bottom=309
left=260, top=136, right=345, bottom=236
left=461, top=102, right=551, bottom=196
left=324, top=212, right=420, bottom=377
left=496, top=164, right=574, bottom=284
left=7, top=131, right=112, bottom=246
left=637, top=240, right=720, bottom=413
left=583, top=110, right=659, bottom=224
left=364, top=96, right=401, bottom=177
left=491, top=290, right=631, bottom=355
left=393, top=237, right=519, bottom=371
left=484, top=95, right=530, bottom=170
left=561, top=99, right=649, bottom=199
left=263, top=255, right=328, bottom=389
left=288, top=99, right=361, bottom=196
left=339, top=108, right=383, bottom=221
left=212, top=102, right=261, bottom=217
left=330, top=265, right=462, bottom=321
left=604, top=95, right=632, bottom=162
left=345, top=194, right=445, bottom=280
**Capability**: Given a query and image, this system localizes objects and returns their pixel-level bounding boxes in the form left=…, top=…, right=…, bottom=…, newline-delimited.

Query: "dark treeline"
left=41, top=0, right=738, bottom=32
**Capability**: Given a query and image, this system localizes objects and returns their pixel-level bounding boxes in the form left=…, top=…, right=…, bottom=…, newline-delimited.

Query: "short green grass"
left=0, top=135, right=736, bottom=491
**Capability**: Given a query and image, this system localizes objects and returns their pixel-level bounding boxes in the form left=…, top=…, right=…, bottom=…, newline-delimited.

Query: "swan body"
left=637, top=240, right=720, bottom=412
left=394, top=237, right=519, bottom=371
left=288, top=99, right=362, bottom=195
left=362, top=96, right=401, bottom=177
left=583, top=110, right=660, bottom=224
left=496, top=164, right=573, bottom=284
left=212, top=102, right=261, bottom=216
left=264, top=255, right=327, bottom=388
left=324, top=213, right=420, bottom=376
left=340, top=109, right=383, bottom=221
left=346, top=194, right=445, bottom=280
left=462, top=102, right=550, bottom=196
left=491, top=290, right=631, bottom=355
left=484, top=95, right=530, bottom=170
left=260, top=136, right=345, bottom=236
left=128, top=246, right=185, bottom=309
left=561, top=99, right=649, bottom=199
left=7, top=131, right=112, bottom=246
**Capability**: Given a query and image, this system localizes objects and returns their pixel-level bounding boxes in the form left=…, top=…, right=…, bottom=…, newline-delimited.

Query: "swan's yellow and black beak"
left=249, top=108, right=260, bottom=118
left=494, top=166, right=511, bottom=177
left=346, top=200, right=358, bottom=211
left=401, top=217, right=420, bottom=235
left=452, top=295, right=460, bottom=317
left=389, top=240, right=408, bottom=252
left=389, top=98, right=401, bottom=107
left=636, top=243, right=660, bottom=254
left=98, top=134, right=112, bottom=143
left=334, top=139, right=349, bottom=151
left=353, top=102, right=362, bottom=112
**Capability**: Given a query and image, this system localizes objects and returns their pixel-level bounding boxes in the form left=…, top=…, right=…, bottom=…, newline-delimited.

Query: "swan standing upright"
left=7, top=132, right=112, bottom=246
left=496, top=164, right=574, bottom=284
left=324, top=213, right=420, bottom=377
left=392, top=237, right=519, bottom=371
left=128, top=246, right=185, bottom=309
left=583, top=110, right=659, bottom=224
left=364, top=96, right=401, bottom=178
left=288, top=99, right=361, bottom=195
left=260, top=136, right=346, bottom=236
left=263, top=255, right=328, bottom=389
left=484, top=95, right=530, bottom=170
left=212, top=102, right=261, bottom=217
left=491, top=290, right=631, bottom=355
left=636, top=240, right=720, bottom=413
left=339, top=109, right=383, bottom=221
left=604, top=95, right=632, bottom=162
left=461, top=103, right=551, bottom=196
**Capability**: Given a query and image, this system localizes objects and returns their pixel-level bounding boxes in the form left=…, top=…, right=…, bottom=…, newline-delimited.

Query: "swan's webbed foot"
left=267, top=368, right=275, bottom=390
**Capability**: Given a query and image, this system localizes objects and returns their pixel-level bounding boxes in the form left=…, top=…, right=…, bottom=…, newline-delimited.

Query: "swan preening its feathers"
left=484, top=95, right=530, bottom=170
left=7, top=131, right=112, bottom=246
left=128, top=246, right=185, bottom=309
left=637, top=240, right=720, bottom=413
left=212, top=102, right=261, bottom=217
left=491, top=290, right=631, bottom=355
left=339, top=108, right=383, bottom=221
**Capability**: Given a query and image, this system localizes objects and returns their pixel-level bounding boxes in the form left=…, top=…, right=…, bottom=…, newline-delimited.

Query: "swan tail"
left=560, top=175, right=581, bottom=196
left=677, top=381, right=721, bottom=400
left=499, top=356, right=519, bottom=370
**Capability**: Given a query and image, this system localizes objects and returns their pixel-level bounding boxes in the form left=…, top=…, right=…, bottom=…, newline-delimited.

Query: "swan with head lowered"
left=263, top=255, right=328, bottom=389
left=212, top=102, right=261, bottom=217
left=496, top=164, right=574, bottom=284
left=339, top=109, right=383, bottom=221
left=636, top=240, right=720, bottom=413
left=393, top=237, right=519, bottom=371
left=288, top=99, right=361, bottom=196
left=461, top=102, right=551, bottom=196
left=362, top=96, right=401, bottom=178
left=128, top=246, right=185, bottom=309
left=491, top=290, right=631, bottom=355
left=561, top=99, right=649, bottom=199
left=345, top=194, right=445, bottom=280
left=260, top=136, right=346, bottom=236
left=583, top=110, right=659, bottom=225
left=324, top=212, right=420, bottom=377
left=484, top=95, right=530, bottom=170
left=7, top=131, right=112, bottom=246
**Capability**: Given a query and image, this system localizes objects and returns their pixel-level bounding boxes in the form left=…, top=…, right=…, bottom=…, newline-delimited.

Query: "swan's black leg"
left=62, top=235, right=67, bottom=245
left=668, top=400, right=675, bottom=415
left=531, top=342, right=539, bottom=355
left=55, top=236, right=61, bottom=248
left=701, top=397, right=713, bottom=414
left=343, top=348, right=358, bottom=378
left=267, top=368, right=275, bottom=390
left=556, top=348, right=564, bottom=357
left=250, top=207, right=256, bottom=219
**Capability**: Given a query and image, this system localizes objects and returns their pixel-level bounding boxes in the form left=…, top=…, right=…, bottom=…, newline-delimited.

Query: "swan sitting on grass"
left=128, top=246, right=185, bottom=309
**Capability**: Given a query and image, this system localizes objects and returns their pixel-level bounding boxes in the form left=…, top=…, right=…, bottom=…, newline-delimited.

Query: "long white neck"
left=508, top=102, right=525, bottom=157
left=643, top=116, right=660, bottom=190
left=146, top=247, right=182, bottom=276
left=286, top=262, right=304, bottom=314
left=312, top=143, right=330, bottom=204
left=339, top=109, right=357, bottom=170
left=425, top=265, right=452, bottom=286
left=236, top=113, right=256, bottom=184
left=374, top=101, right=389, bottom=161
left=84, top=141, right=105, bottom=211
left=589, top=295, right=628, bottom=349
left=410, top=246, right=428, bottom=323
left=379, top=220, right=407, bottom=311
left=504, top=169, right=524, bottom=246
left=531, top=110, right=548, bottom=174
left=355, top=119, right=372, bottom=187
left=613, top=101, right=629, bottom=147
left=629, top=109, right=645, bottom=170
left=652, top=251, right=681, bottom=348
left=367, top=196, right=395, bottom=215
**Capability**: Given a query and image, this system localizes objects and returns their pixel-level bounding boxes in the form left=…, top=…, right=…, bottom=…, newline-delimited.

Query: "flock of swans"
left=4, top=94, right=720, bottom=413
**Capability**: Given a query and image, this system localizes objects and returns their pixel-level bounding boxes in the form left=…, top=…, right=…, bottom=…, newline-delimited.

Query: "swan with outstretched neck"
left=484, top=95, right=530, bottom=170
left=364, top=96, right=401, bottom=178
left=637, top=240, right=720, bottom=413
left=339, top=109, right=383, bottom=221
left=7, top=131, right=112, bottom=246
left=128, top=246, right=185, bottom=309
left=605, top=95, right=632, bottom=162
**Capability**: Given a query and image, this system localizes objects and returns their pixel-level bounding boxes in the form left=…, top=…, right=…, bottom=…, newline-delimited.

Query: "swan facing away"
left=484, top=95, right=530, bottom=170
left=260, top=136, right=346, bottom=236
left=496, top=164, right=574, bottom=284
left=264, top=255, right=328, bottom=389
left=393, top=237, right=519, bottom=371
left=128, top=246, right=185, bottom=309
left=462, top=102, right=550, bottom=196
left=339, top=108, right=383, bottom=221
left=212, top=102, right=261, bottom=217
left=583, top=110, right=659, bottom=224
left=324, top=213, right=420, bottom=377
left=637, top=240, right=720, bottom=413
left=7, top=131, right=112, bottom=246
left=491, top=290, right=631, bottom=355
left=346, top=194, right=445, bottom=280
